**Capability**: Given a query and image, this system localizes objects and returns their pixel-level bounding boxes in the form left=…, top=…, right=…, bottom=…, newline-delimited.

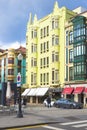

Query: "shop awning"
left=22, top=89, right=30, bottom=96
left=62, top=87, right=74, bottom=94
left=73, top=87, right=84, bottom=94
left=26, top=87, right=49, bottom=96
left=83, top=88, right=87, bottom=93
left=35, top=87, right=49, bottom=96
left=27, top=88, right=37, bottom=96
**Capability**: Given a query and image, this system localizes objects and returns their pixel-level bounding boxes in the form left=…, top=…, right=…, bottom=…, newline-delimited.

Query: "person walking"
left=47, top=96, right=51, bottom=108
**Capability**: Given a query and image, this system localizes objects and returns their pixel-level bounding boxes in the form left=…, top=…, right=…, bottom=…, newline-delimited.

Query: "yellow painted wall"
left=26, top=2, right=75, bottom=89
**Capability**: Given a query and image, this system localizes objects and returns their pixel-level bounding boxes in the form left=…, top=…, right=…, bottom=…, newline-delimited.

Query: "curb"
left=0, top=121, right=60, bottom=130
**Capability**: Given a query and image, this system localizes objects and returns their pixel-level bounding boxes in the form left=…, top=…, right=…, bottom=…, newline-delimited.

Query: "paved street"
left=0, top=105, right=87, bottom=129
left=6, top=120, right=87, bottom=130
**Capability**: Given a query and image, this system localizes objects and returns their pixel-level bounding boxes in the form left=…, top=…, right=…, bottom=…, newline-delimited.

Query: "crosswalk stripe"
left=73, top=123, right=87, bottom=128
left=42, top=125, right=66, bottom=130
left=60, top=120, right=87, bottom=125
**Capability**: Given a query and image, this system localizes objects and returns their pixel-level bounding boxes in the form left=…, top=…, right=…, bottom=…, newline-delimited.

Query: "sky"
left=0, top=0, right=87, bottom=49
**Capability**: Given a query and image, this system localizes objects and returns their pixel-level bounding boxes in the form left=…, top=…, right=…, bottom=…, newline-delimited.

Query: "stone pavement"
left=0, top=104, right=87, bottom=129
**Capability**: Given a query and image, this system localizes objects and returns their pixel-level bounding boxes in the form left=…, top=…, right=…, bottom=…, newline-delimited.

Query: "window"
left=52, top=20, right=55, bottom=29
left=47, top=41, right=49, bottom=51
left=52, top=69, right=59, bottom=84
left=74, top=23, right=86, bottom=42
left=31, top=58, right=37, bottom=67
left=52, top=18, right=58, bottom=29
left=31, top=29, right=37, bottom=39
left=74, top=62, right=86, bottom=80
left=31, top=43, right=33, bottom=53
left=8, top=69, right=14, bottom=75
left=47, top=73, right=49, bottom=84
left=55, top=19, right=58, bottom=28
left=69, top=31, right=73, bottom=44
left=44, top=42, right=46, bottom=52
left=34, top=73, right=37, bottom=85
left=69, top=49, right=73, bottom=63
left=52, top=35, right=59, bottom=46
left=31, top=72, right=37, bottom=85
left=31, top=43, right=37, bottom=53
left=69, top=67, right=74, bottom=81
left=8, top=58, right=14, bottom=64
left=40, top=41, right=49, bottom=53
left=40, top=43, right=43, bottom=53
left=47, top=57, right=49, bottom=67
left=52, top=51, right=55, bottom=62
left=40, top=57, right=49, bottom=68
left=34, top=30, right=37, bottom=38
left=52, top=69, right=57, bottom=84
left=47, top=26, right=49, bottom=36
left=40, top=59, right=42, bottom=68
left=52, top=35, right=55, bottom=46
left=43, top=58, right=45, bottom=67
left=40, top=74, right=42, bottom=84
left=55, top=36, right=59, bottom=45
left=74, top=44, right=86, bottom=56
left=31, top=30, right=33, bottom=39
left=66, top=48, right=68, bottom=64
left=52, top=51, right=59, bottom=62
left=31, top=73, right=33, bottom=84
left=44, top=27, right=46, bottom=37
left=34, top=58, right=37, bottom=66
left=40, top=73, right=49, bottom=85
left=31, top=57, right=33, bottom=67
left=55, top=70, right=59, bottom=83
left=43, top=73, right=45, bottom=83
left=55, top=52, right=58, bottom=61
left=66, top=31, right=69, bottom=46
left=40, top=29, right=43, bottom=38
left=40, top=26, right=49, bottom=39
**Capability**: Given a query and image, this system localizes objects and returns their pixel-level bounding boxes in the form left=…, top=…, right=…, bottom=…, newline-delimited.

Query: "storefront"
left=22, top=87, right=49, bottom=104
left=62, top=84, right=87, bottom=106
left=61, top=87, right=74, bottom=100
left=73, top=87, right=84, bottom=103
left=84, top=88, right=87, bottom=107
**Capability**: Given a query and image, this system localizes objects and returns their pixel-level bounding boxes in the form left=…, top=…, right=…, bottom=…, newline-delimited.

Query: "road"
left=1, top=105, right=87, bottom=130
left=6, top=119, right=87, bottom=130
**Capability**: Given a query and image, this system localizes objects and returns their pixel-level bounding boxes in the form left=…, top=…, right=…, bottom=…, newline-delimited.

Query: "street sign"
left=17, top=73, right=21, bottom=87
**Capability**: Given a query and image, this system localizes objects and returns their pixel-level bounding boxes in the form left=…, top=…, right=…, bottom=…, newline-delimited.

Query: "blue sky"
left=0, top=0, right=87, bottom=49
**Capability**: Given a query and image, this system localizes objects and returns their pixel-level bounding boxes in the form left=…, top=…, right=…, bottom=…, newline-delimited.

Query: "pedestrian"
left=23, top=97, right=27, bottom=106
left=47, top=96, right=51, bottom=108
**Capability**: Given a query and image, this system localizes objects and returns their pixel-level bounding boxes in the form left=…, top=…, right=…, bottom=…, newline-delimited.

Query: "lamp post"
left=17, top=53, right=23, bottom=118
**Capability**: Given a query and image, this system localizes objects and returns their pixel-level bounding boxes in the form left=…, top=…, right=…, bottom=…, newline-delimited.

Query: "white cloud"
left=0, top=41, right=26, bottom=49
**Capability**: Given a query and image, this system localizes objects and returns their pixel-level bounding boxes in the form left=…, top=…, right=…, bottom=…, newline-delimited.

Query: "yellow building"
left=26, top=1, right=75, bottom=103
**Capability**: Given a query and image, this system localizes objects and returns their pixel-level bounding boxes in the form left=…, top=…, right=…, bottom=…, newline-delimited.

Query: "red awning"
left=84, top=88, right=87, bottom=93
left=62, top=87, right=74, bottom=94
left=73, top=87, right=84, bottom=94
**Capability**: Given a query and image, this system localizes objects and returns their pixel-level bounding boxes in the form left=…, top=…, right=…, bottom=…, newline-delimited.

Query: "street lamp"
left=17, top=53, right=23, bottom=118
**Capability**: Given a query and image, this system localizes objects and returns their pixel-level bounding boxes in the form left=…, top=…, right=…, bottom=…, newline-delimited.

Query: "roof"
left=0, top=49, right=5, bottom=53
left=15, top=46, right=26, bottom=54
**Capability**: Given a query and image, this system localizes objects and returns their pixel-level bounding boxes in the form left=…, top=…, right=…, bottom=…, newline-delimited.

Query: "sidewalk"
left=0, top=105, right=58, bottom=129
left=0, top=105, right=87, bottom=129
